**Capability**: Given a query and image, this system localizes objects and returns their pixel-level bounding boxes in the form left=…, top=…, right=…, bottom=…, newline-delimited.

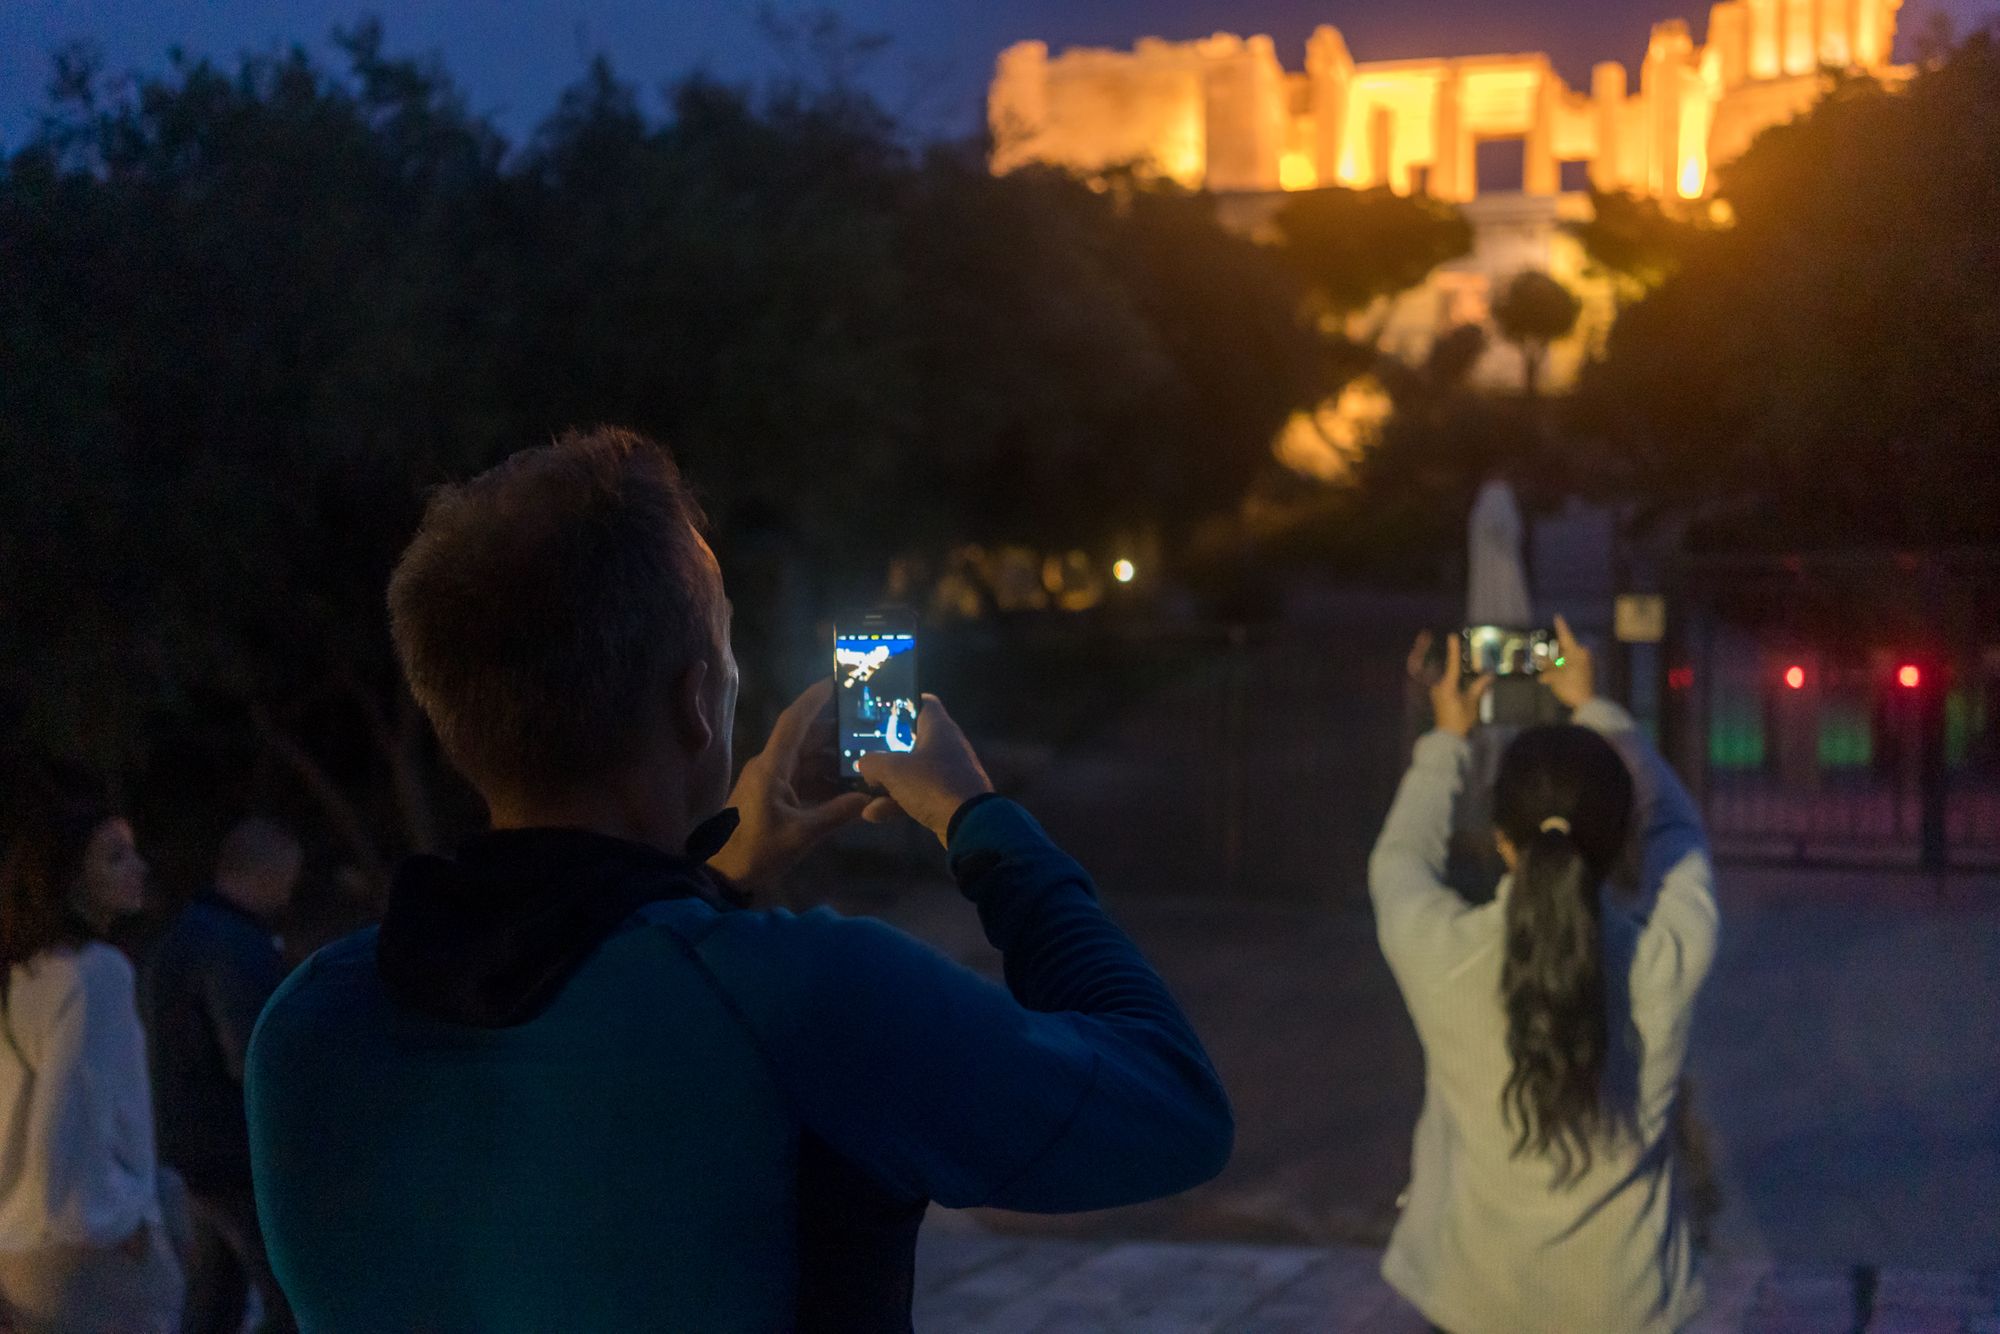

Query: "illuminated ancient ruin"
left=988, top=2, right=1902, bottom=409
left=991, top=0, right=1901, bottom=201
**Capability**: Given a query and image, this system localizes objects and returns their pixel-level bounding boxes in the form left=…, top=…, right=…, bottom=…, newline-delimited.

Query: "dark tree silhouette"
left=0, top=27, right=1346, bottom=884
left=1576, top=29, right=2000, bottom=546
left=1492, top=271, right=1582, bottom=401
left=1267, top=186, right=1473, bottom=322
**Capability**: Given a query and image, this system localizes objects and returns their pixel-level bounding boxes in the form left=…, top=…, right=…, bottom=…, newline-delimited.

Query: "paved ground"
left=910, top=1220, right=2000, bottom=1332
left=813, top=594, right=1999, bottom=1325
left=830, top=867, right=2000, bottom=1270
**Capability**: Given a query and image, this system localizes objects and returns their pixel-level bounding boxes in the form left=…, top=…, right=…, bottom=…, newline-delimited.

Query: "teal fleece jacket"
left=245, top=798, right=1233, bottom=1331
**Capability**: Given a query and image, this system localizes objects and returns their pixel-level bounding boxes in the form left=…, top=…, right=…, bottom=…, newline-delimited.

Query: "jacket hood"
left=376, top=822, right=741, bottom=1028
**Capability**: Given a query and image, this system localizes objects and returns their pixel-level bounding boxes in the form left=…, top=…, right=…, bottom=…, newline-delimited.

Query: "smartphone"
left=832, top=608, right=920, bottom=785
left=1461, top=625, right=1558, bottom=678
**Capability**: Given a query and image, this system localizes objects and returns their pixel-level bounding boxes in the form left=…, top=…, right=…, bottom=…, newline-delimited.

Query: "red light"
left=1667, top=666, right=1694, bottom=691
left=1784, top=665, right=1806, bottom=690
left=1898, top=664, right=1921, bottom=689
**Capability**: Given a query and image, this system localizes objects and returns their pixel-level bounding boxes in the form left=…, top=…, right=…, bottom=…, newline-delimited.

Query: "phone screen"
left=834, top=623, right=919, bottom=780
left=1463, top=625, right=1556, bottom=677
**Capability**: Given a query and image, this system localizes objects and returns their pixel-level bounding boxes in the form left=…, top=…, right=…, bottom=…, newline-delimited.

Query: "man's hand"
left=1409, top=631, right=1493, bottom=738
left=1544, top=614, right=1595, bottom=711
left=854, top=695, right=994, bottom=848
left=707, top=680, right=869, bottom=898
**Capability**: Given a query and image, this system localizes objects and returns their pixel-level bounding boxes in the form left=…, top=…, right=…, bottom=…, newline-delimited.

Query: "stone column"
left=1246, top=35, right=1288, bottom=191
left=1852, top=0, right=1897, bottom=68
left=1747, top=0, right=1782, bottom=78
left=1642, top=23, right=1695, bottom=198
left=1783, top=0, right=1817, bottom=75
left=1591, top=61, right=1628, bottom=191
left=1525, top=61, right=1561, bottom=195
left=1709, top=1, right=1750, bottom=87
left=1368, top=104, right=1397, bottom=189
left=1641, top=43, right=1661, bottom=198
left=1819, top=0, right=1853, bottom=65
left=1305, top=26, right=1354, bottom=188
left=1432, top=66, right=1471, bottom=200
left=1199, top=34, right=1286, bottom=193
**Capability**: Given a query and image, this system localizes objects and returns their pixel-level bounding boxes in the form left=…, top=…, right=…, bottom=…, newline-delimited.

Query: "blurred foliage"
left=1268, top=186, right=1473, bottom=320
left=1565, top=189, right=1706, bottom=300
left=1573, top=31, right=2000, bottom=547
left=0, top=24, right=1349, bottom=884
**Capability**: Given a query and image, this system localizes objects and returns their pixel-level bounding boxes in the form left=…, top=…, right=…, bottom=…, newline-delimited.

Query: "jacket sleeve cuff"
left=1413, top=729, right=1472, bottom=773
left=1572, top=698, right=1637, bottom=734
left=944, top=791, right=1008, bottom=845
left=945, top=796, right=1060, bottom=875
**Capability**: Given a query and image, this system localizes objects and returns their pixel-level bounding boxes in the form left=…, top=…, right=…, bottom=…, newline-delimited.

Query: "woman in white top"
left=0, top=791, right=183, bottom=1333
left=1371, top=619, right=1719, bottom=1334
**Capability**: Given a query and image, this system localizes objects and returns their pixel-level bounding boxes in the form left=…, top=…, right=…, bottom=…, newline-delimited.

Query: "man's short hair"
left=387, top=427, right=720, bottom=805
left=216, top=818, right=300, bottom=886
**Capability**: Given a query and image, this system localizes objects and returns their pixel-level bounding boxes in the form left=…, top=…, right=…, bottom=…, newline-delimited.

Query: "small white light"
left=1112, top=559, right=1136, bottom=584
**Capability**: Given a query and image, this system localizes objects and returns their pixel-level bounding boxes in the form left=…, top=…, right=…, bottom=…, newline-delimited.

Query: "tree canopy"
left=1575, top=32, right=2000, bottom=547
left=0, top=28, right=1345, bottom=883
left=1565, top=189, right=1706, bottom=299
left=1267, top=186, right=1473, bottom=320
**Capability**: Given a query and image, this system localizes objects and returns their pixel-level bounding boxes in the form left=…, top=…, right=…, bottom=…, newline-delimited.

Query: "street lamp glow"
left=1112, top=559, right=1136, bottom=584
left=1897, top=664, right=1921, bottom=690
left=1784, top=665, right=1806, bottom=690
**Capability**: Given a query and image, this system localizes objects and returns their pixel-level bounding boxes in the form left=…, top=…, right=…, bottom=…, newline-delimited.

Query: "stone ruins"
left=987, top=3, right=1902, bottom=408
left=990, top=0, right=1903, bottom=201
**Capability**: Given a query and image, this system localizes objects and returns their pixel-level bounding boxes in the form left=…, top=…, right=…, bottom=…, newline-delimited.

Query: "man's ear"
left=672, top=658, right=715, bottom=755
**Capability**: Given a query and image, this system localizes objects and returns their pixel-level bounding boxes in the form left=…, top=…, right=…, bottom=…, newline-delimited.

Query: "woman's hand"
left=1544, top=615, right=1595, bottom=711
left=1408, top=631, right=1493, bottom=738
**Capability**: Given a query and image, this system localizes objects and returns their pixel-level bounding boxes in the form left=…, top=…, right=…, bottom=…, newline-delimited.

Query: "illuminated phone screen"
left=834, top=630, right=918, bottom=779
left=1463, top=625, right=1556, bottom=677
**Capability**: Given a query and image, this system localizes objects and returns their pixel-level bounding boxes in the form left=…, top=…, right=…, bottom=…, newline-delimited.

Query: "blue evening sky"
left=3, top=0, right=1991, bottom=148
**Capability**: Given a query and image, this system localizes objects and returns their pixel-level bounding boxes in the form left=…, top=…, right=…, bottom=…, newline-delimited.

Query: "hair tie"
left=1539, top=816, right=1572, bottom=836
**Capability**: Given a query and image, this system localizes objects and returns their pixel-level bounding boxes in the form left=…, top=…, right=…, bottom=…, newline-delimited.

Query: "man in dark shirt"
left=144, top=817, right=300, bottom=1334
left=245, top=427, right=1234, bottom=1331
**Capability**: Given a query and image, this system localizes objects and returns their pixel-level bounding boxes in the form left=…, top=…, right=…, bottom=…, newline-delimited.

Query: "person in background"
left=142, top=818, right=300, bottom=1334
left=0, top=790, right=184, bottom=1333
left=245, top=427, right=1234, bottom=1332
left=1371, top=618, right=1720, bottom=1334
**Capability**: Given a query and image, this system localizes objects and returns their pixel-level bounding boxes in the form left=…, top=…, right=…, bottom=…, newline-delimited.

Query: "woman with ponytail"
left=1370, top=617, right=1718, bottom=1333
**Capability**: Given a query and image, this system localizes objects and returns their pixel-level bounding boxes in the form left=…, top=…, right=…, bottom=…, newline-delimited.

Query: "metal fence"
left=1662, top=553, right=2000, bottom=871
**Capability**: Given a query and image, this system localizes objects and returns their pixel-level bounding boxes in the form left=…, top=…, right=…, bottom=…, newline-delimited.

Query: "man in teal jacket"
left=245, top=427, right=1233, bottom=1332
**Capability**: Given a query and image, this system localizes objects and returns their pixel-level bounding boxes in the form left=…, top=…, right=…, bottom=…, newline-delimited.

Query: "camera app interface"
left=836, top=631, right=918, bottom=778
left=1465, top=626, right=1555, bottom=677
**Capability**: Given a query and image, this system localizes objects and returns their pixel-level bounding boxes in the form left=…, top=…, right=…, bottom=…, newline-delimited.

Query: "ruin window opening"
left=1474, top=137, right=1527, bottom=194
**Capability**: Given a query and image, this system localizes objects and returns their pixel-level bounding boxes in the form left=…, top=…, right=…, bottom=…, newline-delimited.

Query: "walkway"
left=913, top=1223, right=2000, bottom=1332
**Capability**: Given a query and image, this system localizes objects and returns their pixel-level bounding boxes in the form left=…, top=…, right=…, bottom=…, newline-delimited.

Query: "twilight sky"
left=3, top=0, right=1991, bottom=148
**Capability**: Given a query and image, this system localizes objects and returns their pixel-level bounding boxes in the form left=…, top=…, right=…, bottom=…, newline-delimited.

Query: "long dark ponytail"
left=1494, top=725, right=1635, bottom=1185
